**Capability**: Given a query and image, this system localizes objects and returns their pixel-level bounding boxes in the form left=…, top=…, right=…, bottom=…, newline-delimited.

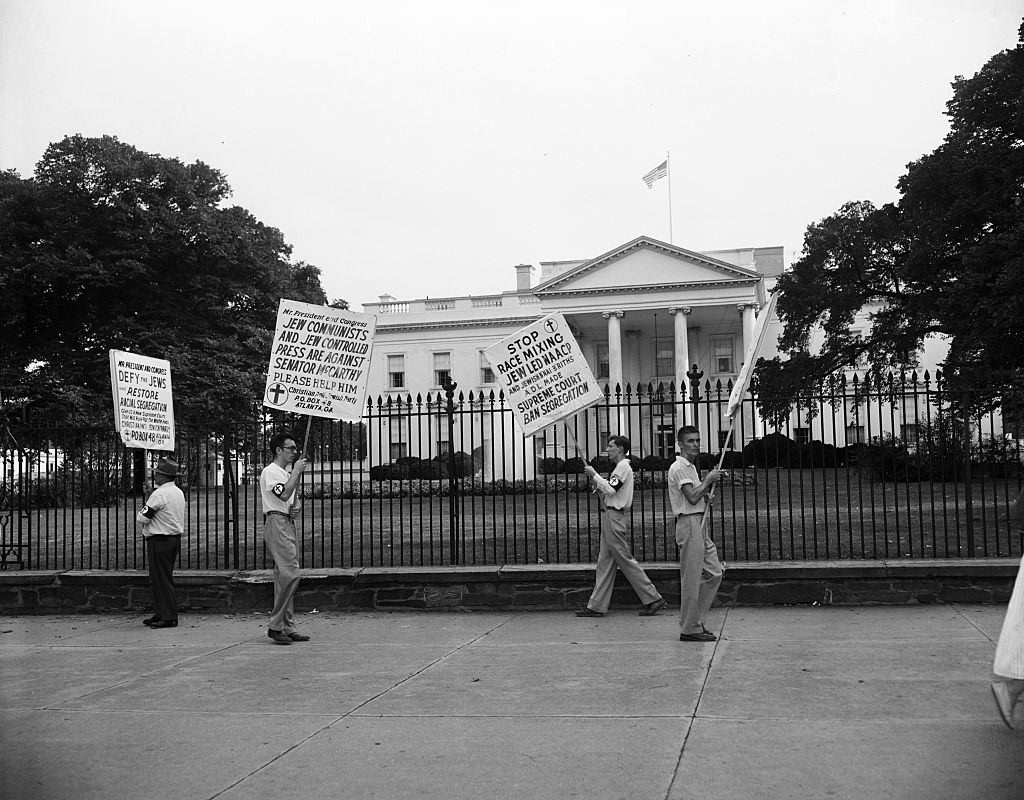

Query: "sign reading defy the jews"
left=484, top=312, right=603, bottom=436
left=263, top=299, right=376, bottom=421
left=108, top=350, right=175, bottom=450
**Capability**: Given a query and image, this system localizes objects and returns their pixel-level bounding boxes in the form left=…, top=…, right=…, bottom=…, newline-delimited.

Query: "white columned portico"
left=603, top=310, right=626, bottom=435
left=669, top=306, right=691, bottom=394
left=603, top=310, right=624, bottom=394
left=624, top=329, right=642, bottom=391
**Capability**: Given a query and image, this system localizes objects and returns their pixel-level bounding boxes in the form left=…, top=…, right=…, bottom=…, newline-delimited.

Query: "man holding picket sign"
left=484, top=312, right=667, bottom=618
left=261, top=299, right=377, bottom=644
left=670, top=292, right=778, bottom=641
left=668, top=426, right=727, bottom=640
left=576, top=435, right=667, bottom=618
left=259, top=431, right=310, bottom=645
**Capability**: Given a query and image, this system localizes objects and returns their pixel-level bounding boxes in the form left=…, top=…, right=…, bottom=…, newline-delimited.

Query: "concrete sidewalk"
left=1, top=604, right=1022, bottom=800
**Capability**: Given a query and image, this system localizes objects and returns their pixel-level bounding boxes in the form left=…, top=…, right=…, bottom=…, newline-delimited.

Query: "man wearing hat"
left=136, top=457, right=186, bottom=628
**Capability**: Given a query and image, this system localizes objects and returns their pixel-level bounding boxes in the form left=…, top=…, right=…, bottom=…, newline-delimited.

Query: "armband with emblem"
left=272, top=483, right=286, bottom=497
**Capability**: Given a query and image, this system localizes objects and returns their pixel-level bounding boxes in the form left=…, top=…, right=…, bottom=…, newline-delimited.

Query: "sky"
left=1, top=0, right=1022, bottom=311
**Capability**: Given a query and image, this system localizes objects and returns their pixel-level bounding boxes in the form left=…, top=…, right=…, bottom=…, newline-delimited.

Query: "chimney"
left=514, top=264, right=534, bottom=293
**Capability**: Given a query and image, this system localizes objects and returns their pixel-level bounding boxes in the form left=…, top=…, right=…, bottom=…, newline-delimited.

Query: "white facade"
left=362, top=236, right=787, bottom=477
left=360, top=234, right=986, bottom=478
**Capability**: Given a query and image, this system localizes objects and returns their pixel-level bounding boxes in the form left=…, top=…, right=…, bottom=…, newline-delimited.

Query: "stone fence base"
left=0, top=559, right=1018, bottom=614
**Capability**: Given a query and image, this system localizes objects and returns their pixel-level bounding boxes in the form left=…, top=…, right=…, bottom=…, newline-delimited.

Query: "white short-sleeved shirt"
left=592, top=459, right=634, bottom=510
left=667, top=456, right=704, bottom=516
left=259, top=462, right=295, bottom=514
left=136, top=481, right=186, bottom=538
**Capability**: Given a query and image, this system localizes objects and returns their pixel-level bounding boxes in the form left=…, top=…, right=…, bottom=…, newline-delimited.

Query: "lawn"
left=7, top=469, right=1022, bottom=570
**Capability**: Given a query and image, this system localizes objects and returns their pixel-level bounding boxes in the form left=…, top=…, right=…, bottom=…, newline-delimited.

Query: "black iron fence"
left=2, top=370, right=1022, bottom=571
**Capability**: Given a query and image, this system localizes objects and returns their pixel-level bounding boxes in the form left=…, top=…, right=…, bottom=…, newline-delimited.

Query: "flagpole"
left=699, top=291, right=778, bottom=530
left=302, top=414, right=313, bottom=457
left=700, top=418, right=735, bottom=530
left=666, top=150, right=673, bottom=244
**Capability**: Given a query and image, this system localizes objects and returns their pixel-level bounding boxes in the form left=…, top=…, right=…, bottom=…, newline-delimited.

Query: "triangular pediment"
left=534, top=236, right=761, bottom=295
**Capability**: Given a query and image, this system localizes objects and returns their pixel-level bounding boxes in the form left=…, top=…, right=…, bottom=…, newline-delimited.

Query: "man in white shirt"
left=136, top=457, right=186, bottom=629
left=259, top=432, right=310, bottom=645
left=575, top=435, right=666, bottom=618
left=667, top=425, right=727, bottom=642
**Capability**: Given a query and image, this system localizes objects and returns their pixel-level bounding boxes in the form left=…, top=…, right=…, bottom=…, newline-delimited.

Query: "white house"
left=362, top=235, right=790, bottom=477
left=359, top=233, right=993, bottom=479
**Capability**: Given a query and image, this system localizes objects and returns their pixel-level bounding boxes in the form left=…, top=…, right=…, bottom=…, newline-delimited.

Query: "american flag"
left=642, top=160, right=668, bottom=188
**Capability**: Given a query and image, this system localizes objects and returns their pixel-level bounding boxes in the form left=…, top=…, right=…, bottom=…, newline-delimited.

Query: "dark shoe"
left=267, top=629, right=293, bottom=645
left=639, top=598, right=667, bottom=616
left=150, top=620, right=178, bottom=629
left=286, top=631, right=311, bottom=642
left=574, top=607, right=604, bottom=618
left=679, top=630, right=716, bottom=642
left=142, top=616, right=160, bottom=626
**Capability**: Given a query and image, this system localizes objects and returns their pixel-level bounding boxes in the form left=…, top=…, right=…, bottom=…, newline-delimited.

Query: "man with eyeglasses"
left=259, top=432, right=310, bottom=645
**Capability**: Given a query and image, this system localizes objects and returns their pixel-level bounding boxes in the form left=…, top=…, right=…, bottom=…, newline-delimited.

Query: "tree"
left=756, top=22, right=1024, bottom=423
left=0, top=135, right=341, bottom=426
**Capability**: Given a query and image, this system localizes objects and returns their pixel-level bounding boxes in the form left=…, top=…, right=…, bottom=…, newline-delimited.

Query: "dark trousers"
left=146, top=535, right=180, bottom=622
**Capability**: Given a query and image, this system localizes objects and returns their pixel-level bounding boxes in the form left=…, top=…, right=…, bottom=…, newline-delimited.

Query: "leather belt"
left=264, top=510, right=294, bottom=521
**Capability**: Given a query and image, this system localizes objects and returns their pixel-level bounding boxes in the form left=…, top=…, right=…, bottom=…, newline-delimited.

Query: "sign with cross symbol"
left=262, top=299, right=377, bottom=421
left=484, top=312, right=602, bottom=437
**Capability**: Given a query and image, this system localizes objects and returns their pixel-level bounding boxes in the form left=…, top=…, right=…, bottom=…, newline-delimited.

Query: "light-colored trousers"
left=586, top=508, right=662, bottom=613
left=676, top=513, right=724, bottom=635
left=994, top=555, right=1024, bottom=679
left=262, top=514, right=301, bottom=633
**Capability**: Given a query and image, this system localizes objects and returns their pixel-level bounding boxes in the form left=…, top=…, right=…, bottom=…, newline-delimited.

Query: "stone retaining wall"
left=0, top=559, right=1018, bottom=614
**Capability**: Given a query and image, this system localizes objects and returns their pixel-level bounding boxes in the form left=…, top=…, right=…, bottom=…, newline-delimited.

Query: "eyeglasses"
left=281, top=445, right=298, bottom=451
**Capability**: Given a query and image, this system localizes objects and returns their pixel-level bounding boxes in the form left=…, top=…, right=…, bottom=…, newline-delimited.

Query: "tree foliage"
left=0, top=135, right=336, bottom=426
left=756, top=22, right=1024, bottom=423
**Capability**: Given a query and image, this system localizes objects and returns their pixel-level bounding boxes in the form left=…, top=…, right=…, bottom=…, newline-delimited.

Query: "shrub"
left=368, top=451, right=476, bottom=482
left=639, top=454, right=673, bottom=472
left=538, top=457, right=565, bottom=475
left=368, top=463, right=412, bottom=481
left=718, top=450, right=749, bottom=469
left=785, top=441, right=842, bottom=468
left=859, top=435, right=921, bottom=481
left=975, top=436, right=1023, bottom=479
left=413, top=460, right=447, bottom=480
left=16, top=468, right=123, bottom=508
left=742, top=433, right=794, bottom=468
left=563, top=456, right=587, bottom=474
left=586, top=454, right=641, bottom=472
left=434, top=451, right=475, bottom=478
